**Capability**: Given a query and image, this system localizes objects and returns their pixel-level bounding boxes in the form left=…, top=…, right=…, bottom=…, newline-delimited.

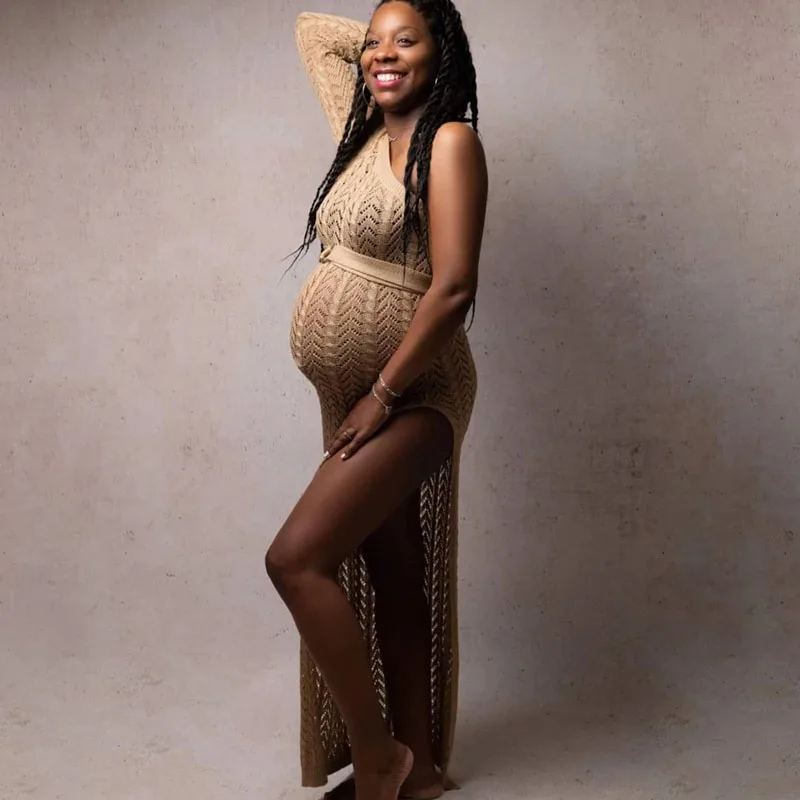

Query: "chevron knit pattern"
left=289, top=13, right=478, bottom=789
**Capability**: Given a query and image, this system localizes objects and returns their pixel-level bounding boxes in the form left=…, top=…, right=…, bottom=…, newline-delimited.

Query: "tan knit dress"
left=289, top=12, right=478, bottom=789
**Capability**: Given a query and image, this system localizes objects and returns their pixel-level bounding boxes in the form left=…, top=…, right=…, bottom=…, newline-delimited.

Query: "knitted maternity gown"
left=289, top=12, right=478, bottom=788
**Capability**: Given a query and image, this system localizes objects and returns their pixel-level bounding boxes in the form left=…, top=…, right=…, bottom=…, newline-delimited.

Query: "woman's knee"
left=264, top=539, right=289, bottom=592
left=264, top=522, right=335, bottom=595
left=265, top=533, right=304, bottom=595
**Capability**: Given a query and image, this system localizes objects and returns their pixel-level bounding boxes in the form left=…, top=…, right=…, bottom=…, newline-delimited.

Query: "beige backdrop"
left=2, top=1, right=798, bottom=799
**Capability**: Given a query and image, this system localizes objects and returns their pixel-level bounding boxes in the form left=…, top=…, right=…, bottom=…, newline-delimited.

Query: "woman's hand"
left=323, top=388, right=392, bottom=462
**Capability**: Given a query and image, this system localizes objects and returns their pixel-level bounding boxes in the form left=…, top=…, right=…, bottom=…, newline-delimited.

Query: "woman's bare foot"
left=399, top=768, right=445, bottom=800
left=324, top=760, right=443, bottom=800
left=353, top=740, right=414, bottom=800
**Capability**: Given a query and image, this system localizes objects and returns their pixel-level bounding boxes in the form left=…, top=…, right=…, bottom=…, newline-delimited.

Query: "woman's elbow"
left=433, top=283, right=476, bottom=319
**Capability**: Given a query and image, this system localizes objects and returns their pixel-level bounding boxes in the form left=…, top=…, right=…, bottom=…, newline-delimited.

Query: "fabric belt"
left=320, top=244, right=431, bottom=296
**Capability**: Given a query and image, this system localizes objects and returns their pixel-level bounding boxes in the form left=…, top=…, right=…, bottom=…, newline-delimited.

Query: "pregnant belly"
left=289, top=263, right=418, bottom=396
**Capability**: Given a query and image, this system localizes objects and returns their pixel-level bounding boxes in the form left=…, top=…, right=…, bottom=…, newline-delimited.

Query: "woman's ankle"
left=404, top=759, right=441, bottom=784
left=395, top=741, right=436, bottom=776
left=351, top=734, right=404, bottom=771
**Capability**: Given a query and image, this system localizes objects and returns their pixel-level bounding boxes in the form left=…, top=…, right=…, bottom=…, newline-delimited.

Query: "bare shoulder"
left=430, top=122, right=486, bottom=170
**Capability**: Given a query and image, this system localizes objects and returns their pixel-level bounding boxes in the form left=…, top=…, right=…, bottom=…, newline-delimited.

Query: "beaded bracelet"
left=371, top=385, right=392, bottom=415
left=378, top=372, right=402, bottom=399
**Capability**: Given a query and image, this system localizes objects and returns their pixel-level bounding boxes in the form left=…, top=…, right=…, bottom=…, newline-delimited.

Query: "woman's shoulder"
left=430, top=122, right=486, bottom=172
left=434, top=120, right=480, bottom=140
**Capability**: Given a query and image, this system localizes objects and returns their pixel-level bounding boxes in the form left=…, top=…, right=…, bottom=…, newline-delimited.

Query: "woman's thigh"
left=268, top=408, right=453, bottom=576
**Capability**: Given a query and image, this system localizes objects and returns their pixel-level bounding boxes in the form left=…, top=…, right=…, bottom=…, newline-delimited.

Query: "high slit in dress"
left=289, top=12, right=478, bottom=789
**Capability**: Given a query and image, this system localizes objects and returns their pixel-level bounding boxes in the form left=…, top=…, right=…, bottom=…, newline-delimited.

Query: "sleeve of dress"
left=295, top=12, right=369, bottom=143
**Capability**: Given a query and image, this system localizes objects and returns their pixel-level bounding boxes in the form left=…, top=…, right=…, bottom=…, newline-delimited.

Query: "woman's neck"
left=383, top=108, right=424, bottom=142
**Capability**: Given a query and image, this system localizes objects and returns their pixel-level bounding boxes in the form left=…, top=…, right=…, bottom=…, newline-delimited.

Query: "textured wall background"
left=2, top=1, right=799, bottom=798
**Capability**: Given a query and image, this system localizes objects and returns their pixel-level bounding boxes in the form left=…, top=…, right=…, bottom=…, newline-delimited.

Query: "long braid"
left=395, top=0, right=479, bottom=333
left=293, top=0, right=480, bottom=281
left=289, top=71, right=381, bottom=267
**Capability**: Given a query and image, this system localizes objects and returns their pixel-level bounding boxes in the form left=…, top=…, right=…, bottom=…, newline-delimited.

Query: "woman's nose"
left=375, top=43, right=398, bottom=61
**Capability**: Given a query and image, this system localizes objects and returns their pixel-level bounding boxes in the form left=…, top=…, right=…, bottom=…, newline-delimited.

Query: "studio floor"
left=3, top=632, right=798, bottom=800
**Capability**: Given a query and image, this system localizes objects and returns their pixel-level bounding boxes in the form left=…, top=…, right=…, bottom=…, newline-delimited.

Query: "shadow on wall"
left=453, top=145, right=781, bottom=776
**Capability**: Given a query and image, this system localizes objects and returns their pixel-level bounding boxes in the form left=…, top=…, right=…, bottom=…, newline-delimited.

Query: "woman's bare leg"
left=325, top=492, right=445, bottom=800
left=266, top=408, right=453, bottom=800
left=364, top=493, right=444, bottom=796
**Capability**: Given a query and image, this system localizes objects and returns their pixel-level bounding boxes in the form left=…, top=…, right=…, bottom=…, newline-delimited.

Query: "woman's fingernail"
left=322, top=451, right=330, bottom=460
left=341, top=453, right=348, bottom=460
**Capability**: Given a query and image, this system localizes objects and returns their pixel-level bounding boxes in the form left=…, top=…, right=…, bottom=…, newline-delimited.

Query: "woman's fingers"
left=324, top=427, right=356, bottom=460
left=340, top=418, right=386, bottom=460
left=339, top=431, right=366, bottom=461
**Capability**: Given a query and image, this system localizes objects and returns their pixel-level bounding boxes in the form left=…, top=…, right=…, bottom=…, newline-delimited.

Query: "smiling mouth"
left=373, top=73, right=407, bottom=89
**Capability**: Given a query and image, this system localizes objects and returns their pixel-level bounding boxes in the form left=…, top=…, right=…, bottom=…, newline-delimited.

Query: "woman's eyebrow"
left=366, top=26, right=422, bottom=36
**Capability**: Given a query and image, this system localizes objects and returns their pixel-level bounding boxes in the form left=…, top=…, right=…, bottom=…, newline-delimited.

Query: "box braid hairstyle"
left=292, top=0, right=479, bottom=273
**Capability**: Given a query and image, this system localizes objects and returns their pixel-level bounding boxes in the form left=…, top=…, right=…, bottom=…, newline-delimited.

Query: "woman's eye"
left=397, top=38, right=414, bottom=45
left=366, top=39, right=379, bottom=48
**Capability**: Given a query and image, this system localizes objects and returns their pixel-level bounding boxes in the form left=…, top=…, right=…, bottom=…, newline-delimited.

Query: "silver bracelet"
left=378, top=372, right=402, bottom=399
left=371, top=384, right=392, bottom=415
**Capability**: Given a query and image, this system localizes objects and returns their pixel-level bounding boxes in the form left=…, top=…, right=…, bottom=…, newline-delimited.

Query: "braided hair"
left=291, top=0, right=479, bottom=267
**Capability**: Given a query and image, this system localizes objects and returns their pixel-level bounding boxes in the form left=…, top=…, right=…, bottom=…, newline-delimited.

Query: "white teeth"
left=376, top=73, right=403, bottom=82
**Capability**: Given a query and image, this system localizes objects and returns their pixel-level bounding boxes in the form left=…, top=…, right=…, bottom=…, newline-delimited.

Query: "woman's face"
left=360, top=1, right=438, bottom=115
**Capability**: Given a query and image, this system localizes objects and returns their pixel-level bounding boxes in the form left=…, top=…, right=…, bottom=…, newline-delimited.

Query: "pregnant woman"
left=266, top=2, right=487, bottom=798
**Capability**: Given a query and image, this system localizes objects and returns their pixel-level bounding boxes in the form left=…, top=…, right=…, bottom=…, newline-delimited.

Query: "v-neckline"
left=375, top=129, right=406, bottom=192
